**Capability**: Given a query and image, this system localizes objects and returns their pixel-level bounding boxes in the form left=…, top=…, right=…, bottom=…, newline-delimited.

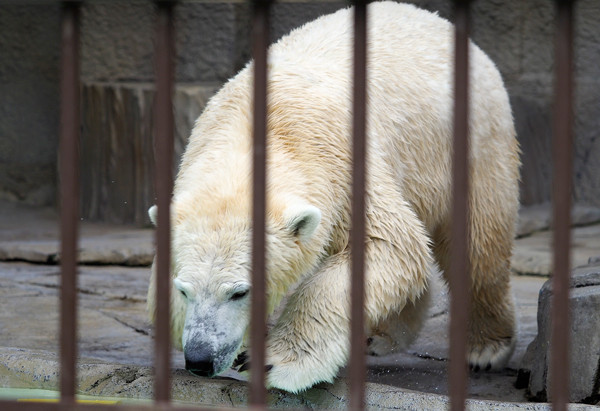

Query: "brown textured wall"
left=0, top=0, right=598, bottom=221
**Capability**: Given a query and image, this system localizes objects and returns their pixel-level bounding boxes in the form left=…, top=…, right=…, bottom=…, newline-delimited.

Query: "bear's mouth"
left=183, top=340, right=242, bottom=378
left=186, top=361, right=215, bottom=378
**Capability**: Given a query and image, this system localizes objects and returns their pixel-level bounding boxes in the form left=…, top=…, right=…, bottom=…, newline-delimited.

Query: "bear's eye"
left=230, top=290, right=249, bottom=301
left=179, top=289, right=188, bottom=300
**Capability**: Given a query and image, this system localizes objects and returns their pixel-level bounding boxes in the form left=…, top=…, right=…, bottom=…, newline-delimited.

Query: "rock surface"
left=519, top=263, right=600, bottom=404
left=511, top=203, right=600, bottom=276
left=511, top=224, right=600, bottom=276
left=6, top=348, right=597, bottom=411
left=516, top=203, right=600, bottom=238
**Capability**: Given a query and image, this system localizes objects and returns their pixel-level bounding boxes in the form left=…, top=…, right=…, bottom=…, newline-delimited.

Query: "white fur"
left=148, top=205, right=158, bottom=226
left=147, top=1, right=520, bottom=393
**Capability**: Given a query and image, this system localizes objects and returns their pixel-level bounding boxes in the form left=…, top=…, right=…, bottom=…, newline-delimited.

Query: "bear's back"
left=265, top=1, right=516, bottom=232
left=177, top=1, right=517, bottom=234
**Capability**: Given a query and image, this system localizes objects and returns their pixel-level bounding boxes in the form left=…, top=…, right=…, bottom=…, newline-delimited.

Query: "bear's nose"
left=184, top=346, right=214, bottom=377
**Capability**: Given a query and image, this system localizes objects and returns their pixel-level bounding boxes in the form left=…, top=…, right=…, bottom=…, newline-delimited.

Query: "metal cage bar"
left=153, top=0, right=176, bottom=405
left=58, top=1, right=81, bottom=404
left=249, top=0, right=271, bottom=407
left=0, top=1, right=582, bottom=410
left=349, top=1, right=368, bottom=410
left=551, top=0, right=574, bottom=409
left=448, top=1, right=471, bottom=410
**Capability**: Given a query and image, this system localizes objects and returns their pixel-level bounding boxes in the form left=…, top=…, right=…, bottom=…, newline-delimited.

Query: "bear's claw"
left=468, top=337, right=515, bottom=372
left=232, top=351, right=247, bottom=368
left=233, top=352, right=273, bottom=374
left=469, top=362, right=492, bottom=373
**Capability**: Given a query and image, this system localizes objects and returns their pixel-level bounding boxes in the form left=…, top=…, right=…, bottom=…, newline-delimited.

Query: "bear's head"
left=148, top=199, right=323, bottom=378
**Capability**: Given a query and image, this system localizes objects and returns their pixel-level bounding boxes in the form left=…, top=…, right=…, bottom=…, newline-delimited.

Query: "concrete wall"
left=0, top=1, right=598, bottom=218
left=0, top=4, right=61, bottom=205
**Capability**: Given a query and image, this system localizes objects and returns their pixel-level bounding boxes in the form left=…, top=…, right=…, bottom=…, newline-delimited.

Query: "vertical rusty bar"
left=250, top=0, right=270, bottom=407
left=59, top=1, right=81, bottom=404
left=154, top=0, right=175, bottom=405
left=551, top=1, right=574, bottom=409
left=449, top=1, right=471, bottom=410
left=349, top=0, right=367, bottom=410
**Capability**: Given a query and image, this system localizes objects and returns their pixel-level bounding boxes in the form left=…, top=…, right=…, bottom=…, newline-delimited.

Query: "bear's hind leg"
left=433, top=196, right=517, bottom=371
left=367, top=285, right=431, bottom=356
left=466, top=281, right=516, bottom=371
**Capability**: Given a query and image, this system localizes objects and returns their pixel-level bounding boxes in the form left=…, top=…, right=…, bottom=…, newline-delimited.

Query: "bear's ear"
left=148, top=205, right=158, bottom=226
left=285, top=205, right=321, bottom=242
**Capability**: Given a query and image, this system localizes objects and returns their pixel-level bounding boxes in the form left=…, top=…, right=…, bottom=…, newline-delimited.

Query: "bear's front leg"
left=263, top=220, right=432, bottom=392
left=265, top=251, right=352, bottom=393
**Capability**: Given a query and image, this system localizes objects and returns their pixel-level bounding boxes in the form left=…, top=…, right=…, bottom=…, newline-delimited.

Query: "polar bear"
left=147, top=1, right=520, bottom=393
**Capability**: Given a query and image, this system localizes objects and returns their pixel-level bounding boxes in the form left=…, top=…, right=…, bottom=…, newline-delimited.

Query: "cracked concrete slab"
left=0, top=263, right=163, bottom=367
left=511, top=203, right=600, bottom=276
left=0, top=201, right=154, bottom=266
left=0, top=260, right=546, bottom=406
left=2, top=200, right=600, bottom=278
left=512, top=224, right=600, bottom=276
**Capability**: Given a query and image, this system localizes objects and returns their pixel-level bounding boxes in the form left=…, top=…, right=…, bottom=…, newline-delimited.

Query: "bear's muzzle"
left=184, top=343, right=215, bottom=377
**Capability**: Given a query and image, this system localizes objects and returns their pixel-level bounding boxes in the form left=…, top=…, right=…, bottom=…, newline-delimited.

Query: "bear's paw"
left=366, top=335, right=396, bottom=356
left=468, top=337, right=515, bottom=372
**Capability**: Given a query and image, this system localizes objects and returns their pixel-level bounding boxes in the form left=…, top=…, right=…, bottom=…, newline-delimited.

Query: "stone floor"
left=0, top=200, right=599, bottom=409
